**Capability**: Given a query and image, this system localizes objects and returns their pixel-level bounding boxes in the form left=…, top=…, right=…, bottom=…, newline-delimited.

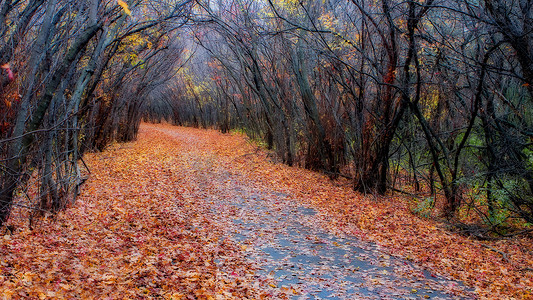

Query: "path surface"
left=4, top=123, right=528, bottom=299
left=149, top=124, right=472, bottom=299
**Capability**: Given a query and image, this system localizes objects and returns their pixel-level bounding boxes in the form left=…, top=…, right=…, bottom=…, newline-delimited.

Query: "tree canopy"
left=1, top=0, right=532, bottom=234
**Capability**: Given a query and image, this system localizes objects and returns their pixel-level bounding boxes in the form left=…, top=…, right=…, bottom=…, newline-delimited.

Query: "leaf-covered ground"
left=0, top=124, right=268, bottom=299
left=1, top=123, right=532, bottom=299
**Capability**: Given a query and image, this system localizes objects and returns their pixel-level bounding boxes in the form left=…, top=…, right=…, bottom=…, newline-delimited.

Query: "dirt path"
left=148, top=123, right=473, bottom=299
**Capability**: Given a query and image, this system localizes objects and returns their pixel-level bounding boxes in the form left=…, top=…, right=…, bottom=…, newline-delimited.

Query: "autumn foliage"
left=0, top=125, right=269, bottom=298
left=1, top=123, right=531, bottom=298
left=2, top=0, right=532, bottom=297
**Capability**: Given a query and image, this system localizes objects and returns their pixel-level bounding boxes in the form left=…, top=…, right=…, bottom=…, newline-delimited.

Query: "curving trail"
left=148, top=123, right=473, bottom=299
left=1, top=122, right=499, bottom=299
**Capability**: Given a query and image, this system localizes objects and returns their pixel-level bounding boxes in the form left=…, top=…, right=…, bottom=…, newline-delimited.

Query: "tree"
left=0, top=0, right=194, bottom=226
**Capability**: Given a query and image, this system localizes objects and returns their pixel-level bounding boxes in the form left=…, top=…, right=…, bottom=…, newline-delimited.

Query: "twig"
left=322, top=170, right=353, bottom=180
left=501, top=228, right=533, bottom=238
left=481, top=244, right=510, bottom=262
left=388, top=186, right=419, bottom=197
left=234, top=152, right=256, bottom=161
left=80, top=156, right=91, bottom=174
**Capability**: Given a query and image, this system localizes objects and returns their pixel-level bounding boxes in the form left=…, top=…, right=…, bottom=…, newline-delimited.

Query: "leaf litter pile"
left=1, top=123, right=532, bottom=299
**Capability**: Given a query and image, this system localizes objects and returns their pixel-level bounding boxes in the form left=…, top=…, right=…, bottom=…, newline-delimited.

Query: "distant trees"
left=0, top=0, right=193, bottom=226
left=3, top=0, right=528, bottom=232
left=144, top=0, right=532, bottom=231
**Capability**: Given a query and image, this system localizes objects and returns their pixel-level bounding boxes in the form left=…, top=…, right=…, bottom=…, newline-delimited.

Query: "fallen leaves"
left=141, top=123, right=531, bottom=299
left=1, top=122, right=531, bottom=299
left=0, top=124, right=267, bottom=298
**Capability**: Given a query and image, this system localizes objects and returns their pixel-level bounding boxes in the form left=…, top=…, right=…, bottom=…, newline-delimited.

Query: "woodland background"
left=1, top=0, right=533, bottom=237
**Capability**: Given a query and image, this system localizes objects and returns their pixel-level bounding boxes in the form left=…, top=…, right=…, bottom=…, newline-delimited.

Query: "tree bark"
left=0, top=22, right=101, bottom=225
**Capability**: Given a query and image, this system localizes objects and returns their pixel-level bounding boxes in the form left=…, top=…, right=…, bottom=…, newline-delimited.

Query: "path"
left=0, top=123, right=477, bottom=299
left=149, top=123, right=472, bottom=299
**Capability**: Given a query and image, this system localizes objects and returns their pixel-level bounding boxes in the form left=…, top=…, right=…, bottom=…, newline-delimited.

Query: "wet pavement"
left=156, top=126, right=473, bottom=299
left=211, top=187, right=470, bottom=299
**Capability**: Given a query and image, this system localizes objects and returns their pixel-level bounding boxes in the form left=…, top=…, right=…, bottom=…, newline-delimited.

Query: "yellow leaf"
left=292, top=288, right=299, bottom=295
left=117, top=0, right=131, bottom=16
left=2, top=289, right=14, bottom=298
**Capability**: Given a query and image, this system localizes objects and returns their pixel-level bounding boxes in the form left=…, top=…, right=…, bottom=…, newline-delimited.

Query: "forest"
left=2, top=0, right=532, bottom=234
left=0, top=0, right=532, bottom=297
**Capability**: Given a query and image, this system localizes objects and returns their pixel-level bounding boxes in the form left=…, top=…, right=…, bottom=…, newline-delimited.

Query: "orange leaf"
left=117, top=0, right=131, bottom=16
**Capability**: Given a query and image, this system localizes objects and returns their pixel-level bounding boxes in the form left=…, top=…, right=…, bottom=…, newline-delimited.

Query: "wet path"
left=209, top=186, right=468, bottom=299
left=153, top=125, right=472, bottom=299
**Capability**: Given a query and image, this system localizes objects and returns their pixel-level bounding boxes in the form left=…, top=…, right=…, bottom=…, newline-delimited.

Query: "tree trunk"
left=0, top=22, right=101, bottom=225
